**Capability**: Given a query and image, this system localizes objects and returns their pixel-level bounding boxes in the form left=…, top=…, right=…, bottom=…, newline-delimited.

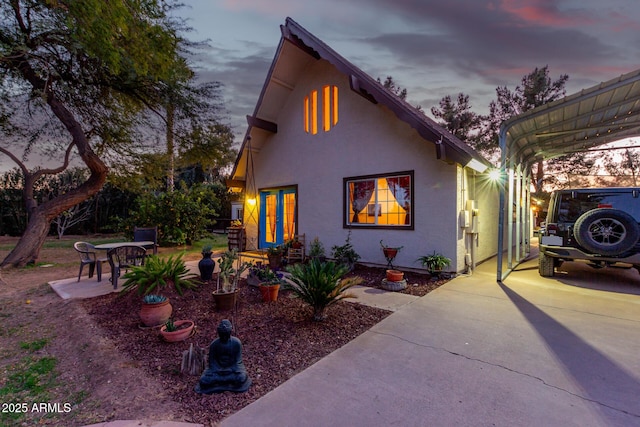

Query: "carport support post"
left=497, top=127, right=508, bottom=282
left=507, top=163, right=515, bottom=270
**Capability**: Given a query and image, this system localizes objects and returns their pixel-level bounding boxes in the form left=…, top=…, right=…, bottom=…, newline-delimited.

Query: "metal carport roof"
left=497, top=68, right=640, bottom=281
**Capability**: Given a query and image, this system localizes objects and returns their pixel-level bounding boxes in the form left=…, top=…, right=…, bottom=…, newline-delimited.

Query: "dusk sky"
left=177, top=0, right=640, bottom=142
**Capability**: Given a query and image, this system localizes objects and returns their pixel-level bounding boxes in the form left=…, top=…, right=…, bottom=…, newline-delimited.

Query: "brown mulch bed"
left=80, top=263, right=448, bottom=426
left=345, top=264, right=452, bottom=296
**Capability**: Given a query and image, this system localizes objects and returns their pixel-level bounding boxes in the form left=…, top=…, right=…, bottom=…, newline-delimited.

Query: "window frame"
left=343, top=170, right=414, bottom=230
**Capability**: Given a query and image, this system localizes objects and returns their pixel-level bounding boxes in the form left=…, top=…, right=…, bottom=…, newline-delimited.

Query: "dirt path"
left=0, top=237, right=183, bottom=426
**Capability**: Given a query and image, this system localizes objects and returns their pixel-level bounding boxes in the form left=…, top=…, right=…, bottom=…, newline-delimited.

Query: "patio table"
left=94, top=241, right=153, bottom=250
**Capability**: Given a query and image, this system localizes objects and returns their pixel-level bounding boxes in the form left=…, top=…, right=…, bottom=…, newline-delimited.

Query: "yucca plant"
left=121, top=254, right=198, bottom=295
left=285, top=259, right=362, bottom=321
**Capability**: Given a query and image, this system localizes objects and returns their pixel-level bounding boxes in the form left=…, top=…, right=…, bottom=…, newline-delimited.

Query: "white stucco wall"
left=244, top=59, right=498, bottom=272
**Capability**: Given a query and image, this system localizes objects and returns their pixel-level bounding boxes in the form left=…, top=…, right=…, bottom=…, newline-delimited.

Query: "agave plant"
left=121, top=254, right=198, bottom=295
left=142, top=294, right=167, bottom=304
left=285, top=259, right=362, bottom=321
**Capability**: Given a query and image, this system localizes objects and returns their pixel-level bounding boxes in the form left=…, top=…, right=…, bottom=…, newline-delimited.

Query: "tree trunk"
left=167, top=103, right=175, bottom=192
left=533, top=160, right=544, bottom=193
left=0, top=56, right=108, bottom=269
left=1, top=209, right=50, bottom=266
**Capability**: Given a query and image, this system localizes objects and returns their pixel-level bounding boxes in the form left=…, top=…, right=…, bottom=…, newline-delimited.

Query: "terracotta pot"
left=213, top=290, right=238, bottom=311
left=259, top=284, right=280, bottom=302
left=268, top=254, right=282, bottom=270
left=160, top=320, right=195, bottom=342
left=386, top=269, right=404, bottom=282
left=139, top=299, right=172, bottom=327
left=383, top=248, right=398, bottom=259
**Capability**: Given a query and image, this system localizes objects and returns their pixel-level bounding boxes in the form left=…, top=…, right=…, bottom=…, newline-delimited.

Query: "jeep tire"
left=574, top=208, right=640, bottom=256
left=538, top=251, right=555, bottom=277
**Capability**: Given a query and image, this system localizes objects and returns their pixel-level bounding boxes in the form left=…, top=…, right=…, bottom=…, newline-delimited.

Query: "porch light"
left=466, top=158, right=488, bottom=173
left=247, top=197, right=257, bottom=206
left=488, top=169, right=502, bottom=181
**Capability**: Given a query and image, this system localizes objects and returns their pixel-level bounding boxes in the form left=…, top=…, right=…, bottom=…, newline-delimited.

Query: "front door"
left=259, top=187, right=297, bottom=248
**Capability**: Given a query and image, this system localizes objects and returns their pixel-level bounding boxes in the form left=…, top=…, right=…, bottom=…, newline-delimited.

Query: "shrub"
left=331, top=231, right=360, bottom=270
left=121, top=254, right=198, bottom=296
left=121, top=183, right=219, bottom=246
left=285, top=259, right=362, bottom=321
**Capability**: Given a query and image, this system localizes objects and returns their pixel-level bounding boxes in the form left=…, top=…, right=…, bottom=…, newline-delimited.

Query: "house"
left=227, top=17, right=500, bottom=273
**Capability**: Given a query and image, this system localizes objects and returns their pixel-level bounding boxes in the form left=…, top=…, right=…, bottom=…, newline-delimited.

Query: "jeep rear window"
left=557, top=192, right=640, bottom=223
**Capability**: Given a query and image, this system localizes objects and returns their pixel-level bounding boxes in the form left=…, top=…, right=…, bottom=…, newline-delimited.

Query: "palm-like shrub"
left=285, top=259, right=362, bottom=321
left=121, top=254, right=198, bottom=295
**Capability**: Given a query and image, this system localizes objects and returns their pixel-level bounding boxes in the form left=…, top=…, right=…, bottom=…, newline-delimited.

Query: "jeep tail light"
left=546, top=223, right=559, bottom=235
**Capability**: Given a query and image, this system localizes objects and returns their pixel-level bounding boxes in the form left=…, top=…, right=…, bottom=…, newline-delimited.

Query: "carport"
left=497, top=68, right=640, bottom=281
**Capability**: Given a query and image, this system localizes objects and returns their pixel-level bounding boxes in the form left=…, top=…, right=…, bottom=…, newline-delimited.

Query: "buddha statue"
left=195, top=319, right=251, bottom=394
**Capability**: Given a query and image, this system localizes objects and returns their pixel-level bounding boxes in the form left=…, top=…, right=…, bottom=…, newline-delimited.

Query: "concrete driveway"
left=221, top=248, right=640, bottom=427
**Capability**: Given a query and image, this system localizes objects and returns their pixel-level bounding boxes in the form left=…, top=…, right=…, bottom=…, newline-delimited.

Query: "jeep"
left=538, top=187, right=640, bottom=277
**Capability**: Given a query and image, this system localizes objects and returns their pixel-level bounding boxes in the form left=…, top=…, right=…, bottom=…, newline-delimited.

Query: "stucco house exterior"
left=227, top=18, right=499, bottom=273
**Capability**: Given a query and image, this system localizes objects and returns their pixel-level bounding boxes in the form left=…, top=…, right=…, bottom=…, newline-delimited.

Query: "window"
left=304, top=85, right=338, bottom=134
left=344, top=171, right=413, bottom=229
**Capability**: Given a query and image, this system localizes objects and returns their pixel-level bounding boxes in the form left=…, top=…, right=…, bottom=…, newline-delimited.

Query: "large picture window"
left=344, top=171, right=413, bottom=229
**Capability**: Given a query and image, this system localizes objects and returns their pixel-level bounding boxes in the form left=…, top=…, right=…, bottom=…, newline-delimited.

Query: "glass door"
left=259, top=187, right=297, bottom=248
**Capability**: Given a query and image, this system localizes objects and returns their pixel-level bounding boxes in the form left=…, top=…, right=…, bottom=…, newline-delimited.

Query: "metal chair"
left=107, top=245, right=147, bottom=289
left=73, top=241, right=108, bottom=282
left=286, top=234, right=306, bottom=264
left=134, top=226, right=158, bottom=254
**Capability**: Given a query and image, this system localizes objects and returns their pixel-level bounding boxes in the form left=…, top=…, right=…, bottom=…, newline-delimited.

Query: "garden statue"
left=195, top=319, right=251, bottom=394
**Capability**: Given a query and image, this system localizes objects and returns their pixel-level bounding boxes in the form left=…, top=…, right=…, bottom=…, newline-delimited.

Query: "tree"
left=0, top=1, right=192, bottom=268
left=601, top=148, right=640, bottom=186
left=377, top=76, right=424, bottom=112
left=378, top=76, right=408, bottom=100
left=430, top=93, right=482, bottom=147
left=486, top=66, right=570, bottom=191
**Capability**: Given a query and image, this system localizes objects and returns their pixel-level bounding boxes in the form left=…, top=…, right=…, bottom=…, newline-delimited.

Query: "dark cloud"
left=181, top=0, right=640, bottom=139
left=189, top=42, right=276, bottom=140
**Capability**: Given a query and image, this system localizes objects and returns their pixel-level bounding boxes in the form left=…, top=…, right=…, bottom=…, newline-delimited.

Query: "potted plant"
left=247, top=262, right=266, bottom=287
left=308, top=236, right=326, bottom=262
left=121, top=254, right=198, bottom=327
left=121, top=254, right=198, bottom=296
left=331, top=231, right=360, bottom=272
left=417, top=251, right=451, bottom=276
left=160, top=318, right=195, bottom=342
left=290, top=237, right=303, bottom=249
left=380, top=240, right=403, bottom=260
left=140, top=294, right=173, bottom=327
left=198, top=245, right=215, bottom=281
left=214, top=249, right=251, bottom=311
left=258, top=268, right=284, bottom=302
left=267, top=245, right=284, bottom=270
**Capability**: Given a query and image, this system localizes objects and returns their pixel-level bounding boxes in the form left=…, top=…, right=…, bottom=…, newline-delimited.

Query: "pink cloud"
left=496, top=0, right=593, bottom=27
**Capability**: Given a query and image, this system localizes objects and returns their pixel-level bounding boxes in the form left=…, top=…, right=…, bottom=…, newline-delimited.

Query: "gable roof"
left=229, top=17, right=491, bottom=186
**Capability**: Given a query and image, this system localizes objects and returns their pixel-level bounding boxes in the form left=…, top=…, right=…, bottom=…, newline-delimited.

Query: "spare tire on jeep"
left=574, top=208, right=640, bottom=256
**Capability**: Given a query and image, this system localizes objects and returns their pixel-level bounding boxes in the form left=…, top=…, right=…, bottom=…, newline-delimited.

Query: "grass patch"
left=0, top=235, right=125, bottom=251
left=165, top=234, right=229, bottom=258
left=19, top=338, right=49, bottom=352
left=0, top=355, right=58, bottom=424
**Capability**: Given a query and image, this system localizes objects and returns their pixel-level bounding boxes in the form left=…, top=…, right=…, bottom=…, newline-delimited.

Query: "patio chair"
left=286, top=234, right=306, bottom=264
left=73, top=241, right=108, bottom=282
left=134, top=226, right=158, bottom=254
left=107, top=245, right=147, bottom=289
